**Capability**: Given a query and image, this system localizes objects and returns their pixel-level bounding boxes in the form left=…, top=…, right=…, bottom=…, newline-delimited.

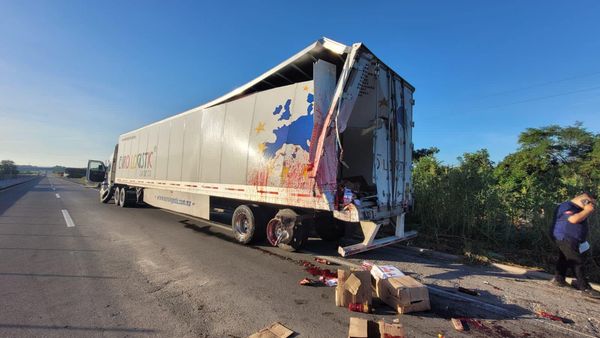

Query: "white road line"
left=55, top=193, right=60, bottom=198
left=61, top=209, right=76, bottom=227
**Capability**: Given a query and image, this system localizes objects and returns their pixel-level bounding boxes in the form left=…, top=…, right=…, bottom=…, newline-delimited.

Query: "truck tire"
left=113, top=186, right=121, bottom=206
left=100, top=184, right=113, bottom=204
left=315, top=218, right=346, bottom=242
left=118, top=187, right=127, bottom=207
left=119, top=188, right=135, bottom=208
left=232, top=205, right=258, bottom=244
left=266, top=209, right=308, bottom=251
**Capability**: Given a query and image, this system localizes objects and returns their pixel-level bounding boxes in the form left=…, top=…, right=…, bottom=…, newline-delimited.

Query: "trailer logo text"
left=118, top=152, right=153, bottom=170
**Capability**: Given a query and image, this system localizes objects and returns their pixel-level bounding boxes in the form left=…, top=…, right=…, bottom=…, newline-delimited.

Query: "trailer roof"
left=122, top=37, right=413, bottom=137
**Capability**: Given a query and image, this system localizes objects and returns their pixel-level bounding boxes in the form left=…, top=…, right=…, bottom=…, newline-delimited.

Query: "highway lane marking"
left=61, top=209, right=76, bottom=227
left=55, top=193, right=60, bottom=198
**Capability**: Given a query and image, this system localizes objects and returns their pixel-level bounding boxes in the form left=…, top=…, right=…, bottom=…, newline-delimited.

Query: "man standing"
left=551, top=192, right=600, bottom=298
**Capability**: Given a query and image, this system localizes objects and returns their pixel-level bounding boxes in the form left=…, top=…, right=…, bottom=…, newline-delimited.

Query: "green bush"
left=410, top=123, right=600, bottom=282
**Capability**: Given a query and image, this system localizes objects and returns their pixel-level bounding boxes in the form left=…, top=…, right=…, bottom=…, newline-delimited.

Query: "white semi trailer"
left=88, top=37, right=416, bottom=256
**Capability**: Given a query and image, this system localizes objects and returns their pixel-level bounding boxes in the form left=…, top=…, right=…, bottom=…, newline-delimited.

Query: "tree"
left=0, top=160, right=19, bottom=177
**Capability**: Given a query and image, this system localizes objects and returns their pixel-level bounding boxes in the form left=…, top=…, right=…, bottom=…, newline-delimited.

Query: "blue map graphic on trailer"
left=264, top=93, right=314, bottom=158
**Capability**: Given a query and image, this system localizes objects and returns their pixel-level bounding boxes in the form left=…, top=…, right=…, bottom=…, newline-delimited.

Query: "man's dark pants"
left=555, top=238, right=588, bottom=288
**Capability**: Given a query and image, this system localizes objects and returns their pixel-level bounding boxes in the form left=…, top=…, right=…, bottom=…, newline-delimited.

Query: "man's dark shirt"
left=553, top=201, right=589, bottom=243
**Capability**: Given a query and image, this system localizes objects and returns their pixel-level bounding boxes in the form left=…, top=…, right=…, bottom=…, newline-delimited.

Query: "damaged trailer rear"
left=89, top=37, right=416, bottom=256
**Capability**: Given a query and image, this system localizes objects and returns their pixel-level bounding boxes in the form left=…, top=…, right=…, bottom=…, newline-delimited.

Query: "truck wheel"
left=119, top=187, right=136, bottom=208
left=100, top=184, right=113, bottom=204
left=266, top=209, right=308, bottom=251
left=315, top=218, right=346, bottom=242
left=113, top=186, right=121, bottom=206
left=232, top=205, right=257, bottom=244
left=118, top=187, right=127, bottom=207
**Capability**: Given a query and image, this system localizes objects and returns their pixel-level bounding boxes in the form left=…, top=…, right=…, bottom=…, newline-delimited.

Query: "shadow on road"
left=0, top=177, right=43, bottom=215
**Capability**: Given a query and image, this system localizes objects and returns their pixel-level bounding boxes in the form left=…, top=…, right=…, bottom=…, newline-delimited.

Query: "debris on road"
left=299, top=278, right=321, bottom=287
left=319, top=276, right=338, bottom=287
left=536, top=310, right=571, bottom=323
left=336, top=269, right=372, bottom=307
left=370, top=265, right=405, bottom=280
left=315, top=257, right=332, bottom=265
left=373, top=272, right=430, bottom=314
left=483, top=280, right=503, bottom=291
left=348, top=317, right=405, bottom=338
left=451, top=318, right=464, bottom=331
left=361, top=261, right=374, bottom=271
left=303, top=261, right=337, bottom=279
left=378, top=319, right=405, bottom=337
left=457, top=286, right=480, bottom=296
left=249, top=322, right=294, bottom=338
left=348, top=302, right=371, bottom=313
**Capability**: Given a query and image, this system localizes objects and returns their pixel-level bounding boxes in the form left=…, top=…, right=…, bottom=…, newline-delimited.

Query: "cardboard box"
left=248, top=322, right=294, bottom=338
left=375, top=275, right=430, bottom=314
left=336, top=269, right=373, bottom=307
left=370, top=265, right=405, bottom=280
left=378, top=320, right=405, bottom=338
left=348, top=317, right=368, bottom=338
left=348, top=318, right=405, bottom=338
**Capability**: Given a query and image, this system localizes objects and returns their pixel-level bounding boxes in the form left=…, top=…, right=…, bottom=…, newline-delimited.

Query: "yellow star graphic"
left=255, top=122, right=265, bottom=134
left=378, top=97, right=389, bottom=109
left=303, top=85, right=309, bottom=91
left=280, top=166, right=289, bottom=179
left=257, top=143, right=267, bottom=154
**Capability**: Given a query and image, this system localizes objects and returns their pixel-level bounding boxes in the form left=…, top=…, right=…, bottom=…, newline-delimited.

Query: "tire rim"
left=267, top=218, right=291, bottom=246
left=233, top=212, right=250, bottom=237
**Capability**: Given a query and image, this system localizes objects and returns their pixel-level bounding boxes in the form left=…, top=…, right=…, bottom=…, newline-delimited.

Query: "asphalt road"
left=0, top=177, right=561, bottom=337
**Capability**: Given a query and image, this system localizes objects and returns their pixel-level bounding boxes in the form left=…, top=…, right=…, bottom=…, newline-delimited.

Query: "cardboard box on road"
left=248, top=322, right=294, bottom=338
left=374, top=275, right=430, bottom=314
left=370, top=265, right=405, bottom=280
left=336, top=269, right=373, bottom=307
left=348, top=318, right=405, bottom=338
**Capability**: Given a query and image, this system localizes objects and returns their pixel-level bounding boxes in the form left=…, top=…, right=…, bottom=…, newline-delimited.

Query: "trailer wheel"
left=118, top=187, right=127, bottom=207
left=232, top=205, right=257, bottom=244
left=99, top=184, right=113, bottom=204
left=113, top=186, right=121, bottom=206
left=119, top=188, right=135, bottom=208
left=315, top=218, right=346, bottom=242
left=266, top=209, right=308, bottom=251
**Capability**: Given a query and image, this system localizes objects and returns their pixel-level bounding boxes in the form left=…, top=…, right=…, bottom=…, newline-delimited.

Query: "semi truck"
left=87, top=37, right=416, bottom=256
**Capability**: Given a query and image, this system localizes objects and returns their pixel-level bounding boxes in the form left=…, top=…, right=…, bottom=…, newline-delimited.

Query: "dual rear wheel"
left=231, top=206, right=309, bottom=251
left=112, top=186, right=136, bottom=207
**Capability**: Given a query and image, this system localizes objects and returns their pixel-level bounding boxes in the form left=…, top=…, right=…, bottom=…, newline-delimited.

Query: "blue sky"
left=1, top=1, right=599, bottom=167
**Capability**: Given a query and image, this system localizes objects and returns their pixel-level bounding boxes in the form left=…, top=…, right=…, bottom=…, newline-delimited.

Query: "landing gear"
left=266, top=209, right=308, bottom=251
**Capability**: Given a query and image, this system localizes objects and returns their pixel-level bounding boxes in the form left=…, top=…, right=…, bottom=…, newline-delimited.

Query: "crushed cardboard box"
left=374, top=274, right=430, bottom=314
left=336, top=269, right=373, bottom=307
left=348, top=317, right=405, bottom=338
left=248, top=322, right=294, bottom=338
